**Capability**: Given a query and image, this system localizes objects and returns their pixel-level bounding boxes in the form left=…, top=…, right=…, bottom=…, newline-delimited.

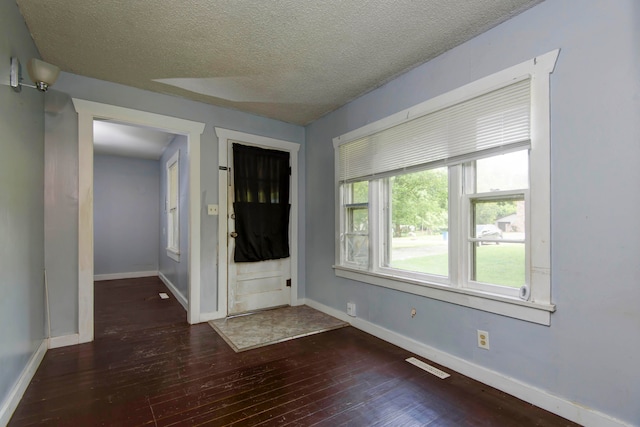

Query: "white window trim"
left=333, top=49, right=559, bottom=325
left=166, top=150, right=180, bottom=261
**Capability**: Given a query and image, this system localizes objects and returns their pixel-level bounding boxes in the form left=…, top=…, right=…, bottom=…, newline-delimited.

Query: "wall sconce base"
left=10, top=57, right=22, bottom=92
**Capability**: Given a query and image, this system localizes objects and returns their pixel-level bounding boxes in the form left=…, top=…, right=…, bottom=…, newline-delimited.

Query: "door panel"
left=227, top=141, right=291, bottom=315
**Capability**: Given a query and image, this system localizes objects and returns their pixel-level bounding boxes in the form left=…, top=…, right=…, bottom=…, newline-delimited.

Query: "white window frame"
left=333, top=50, right=559, bottom=325
left=166, top=150, right=180, bottom=261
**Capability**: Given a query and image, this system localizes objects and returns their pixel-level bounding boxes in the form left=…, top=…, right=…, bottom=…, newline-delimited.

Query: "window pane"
left=346, top=235, right=368, bottom=266
left=343, top=181, right=369, bottom=266
left=473, top=198, right=525, bottom=241
left=386, top=168, right=448, bottom=277
left=472, top=243, right=525, bottom=287
left=476, top=150, right=528, bottom=193
left=347, top=207, right=368, bottom=233
left=350, top=181, right=368, bottom=204
left=471, top=198, right=525, bottom=288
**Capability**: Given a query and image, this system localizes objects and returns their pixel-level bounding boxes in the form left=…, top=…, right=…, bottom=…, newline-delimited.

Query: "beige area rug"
left=209, top=305, right=348, bottom=352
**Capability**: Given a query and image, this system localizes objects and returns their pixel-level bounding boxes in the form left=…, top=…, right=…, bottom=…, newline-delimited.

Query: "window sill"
left=333, top=265, right=555, bottom=325
left=166, top=248, right=180, bottom=262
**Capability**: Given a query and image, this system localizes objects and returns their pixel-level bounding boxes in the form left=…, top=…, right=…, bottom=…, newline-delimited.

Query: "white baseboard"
left=48, top=333, right=80, bottom=349
left=305, top=298, right=630, bottom=427
left=0, top=340, right=47, bottom=426
left=158, top=272, right=188, bottom=311
left=94, top=270, right=158, bottom=281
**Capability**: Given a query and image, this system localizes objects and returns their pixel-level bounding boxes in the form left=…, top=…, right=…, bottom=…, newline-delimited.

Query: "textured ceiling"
left=17, top=0, right=542, bottom=125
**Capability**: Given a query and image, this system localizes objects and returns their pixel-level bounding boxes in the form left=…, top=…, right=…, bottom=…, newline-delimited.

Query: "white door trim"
left=215, top=128, right=300, bottom=319
left=73, top=99, right=205, bottom=343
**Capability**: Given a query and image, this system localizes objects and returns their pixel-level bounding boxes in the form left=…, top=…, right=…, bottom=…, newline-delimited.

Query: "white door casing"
left=74, top=99, right=205, bottom=343
left=216, top=128, right=300, bottom=318
left=227, top=142, right=291, bottom=315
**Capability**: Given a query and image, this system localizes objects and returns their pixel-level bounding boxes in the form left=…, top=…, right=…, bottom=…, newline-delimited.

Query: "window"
left=334, top=50, right=559, bottom=325
left=465, top=150, right=528, bottom=297
left=341, top=180, right=369, bottom=267
left=166, top=150, right=180, bottom=261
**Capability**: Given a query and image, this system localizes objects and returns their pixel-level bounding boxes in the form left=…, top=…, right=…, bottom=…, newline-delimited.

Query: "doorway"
left=74, top=99, right=205, bottom=343
left=227, top=143, right=291, bottom=315
left=216, top=128, right=300, bottom=318
left=92, top=120, right=175, bottom=283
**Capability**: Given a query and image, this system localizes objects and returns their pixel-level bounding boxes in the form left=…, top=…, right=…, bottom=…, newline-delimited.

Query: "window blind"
left=338, top=79, right=531, bottom=182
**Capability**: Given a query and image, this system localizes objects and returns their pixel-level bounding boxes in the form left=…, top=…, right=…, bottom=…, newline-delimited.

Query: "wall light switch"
left=207, top=204, right=219, bottom=216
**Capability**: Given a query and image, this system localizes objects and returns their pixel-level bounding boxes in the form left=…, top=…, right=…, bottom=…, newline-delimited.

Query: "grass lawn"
left=390, top=244, right=525, bottom=287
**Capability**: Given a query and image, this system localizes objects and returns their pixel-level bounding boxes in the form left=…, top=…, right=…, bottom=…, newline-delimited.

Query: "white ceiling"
left=17, top=0, right=542, bottom=126
left=93, top=121, right=176, bottom=160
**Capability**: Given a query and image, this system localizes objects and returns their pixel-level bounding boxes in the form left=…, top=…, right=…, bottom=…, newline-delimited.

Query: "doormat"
left=209, top=305, right=348, bottom=352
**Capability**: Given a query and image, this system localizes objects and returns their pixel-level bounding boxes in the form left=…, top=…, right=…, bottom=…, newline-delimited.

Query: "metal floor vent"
left=159, top=293, right=169, bottom=299
left=406, top=357, right=450, bottom=379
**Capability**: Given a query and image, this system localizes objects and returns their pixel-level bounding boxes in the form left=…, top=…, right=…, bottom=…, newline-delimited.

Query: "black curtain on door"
left=232, top=143, right=290, bottom=262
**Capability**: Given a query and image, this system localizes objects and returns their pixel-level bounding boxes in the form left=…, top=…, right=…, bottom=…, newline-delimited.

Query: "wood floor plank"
left=9, top=277, right=580, bottom=426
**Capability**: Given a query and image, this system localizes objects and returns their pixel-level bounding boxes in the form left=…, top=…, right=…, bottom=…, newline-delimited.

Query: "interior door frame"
left=216, top=128, right=300, bottom=318
left=74, top=99, right=205, bottom=343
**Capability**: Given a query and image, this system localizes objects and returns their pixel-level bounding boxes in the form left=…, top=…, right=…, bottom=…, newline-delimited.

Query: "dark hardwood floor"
left=10, top=277, right=579, bottom=426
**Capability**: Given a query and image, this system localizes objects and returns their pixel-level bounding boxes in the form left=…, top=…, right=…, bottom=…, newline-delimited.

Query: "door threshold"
left=226, top=305, right=289, bottom=320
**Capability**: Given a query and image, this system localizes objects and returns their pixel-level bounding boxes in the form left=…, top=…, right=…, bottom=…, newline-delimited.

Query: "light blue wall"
left=0, top=0, right=46, bottom=413
left=94, top=154, right=160, bottom=276
left=159, top=136, right=189, bottom=298
left=304, top=0, right=640, bottom=424
left=44, top=68, right=305, bottom=332
left=43, top=90, right=78, bottom=337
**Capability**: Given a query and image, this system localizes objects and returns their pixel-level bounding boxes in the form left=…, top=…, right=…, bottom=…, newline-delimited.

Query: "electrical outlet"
left=410, top=308, right=417, bottom=318
left=347, top=302, right=356, bottom=317
left=477, top=330, right=490, bottom=350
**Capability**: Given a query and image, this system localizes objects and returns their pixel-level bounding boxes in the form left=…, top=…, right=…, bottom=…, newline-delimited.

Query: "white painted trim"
left=48, top=333, right=80, bottom=349
left=335, top=267, right=553, bottom=325
left=304, top=298, right=630, bottom=427
left=166, top=249, right=181, bottom=262
left=0, top=340, right=47, bottom=426
left=94, top=271, right=158, bottom=281
left=215, top=128, right=300, bottom=318
left=158, top=271, right=188, bottom=311
left=77, top=110, right=94, bottom=344
left=199, top=311, right=226, bottom=322
left=73, top=99, right=205, bottom=338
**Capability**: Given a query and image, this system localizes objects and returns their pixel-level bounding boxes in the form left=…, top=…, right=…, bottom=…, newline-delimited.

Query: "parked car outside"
left=475, top=224, right=503, bottom=245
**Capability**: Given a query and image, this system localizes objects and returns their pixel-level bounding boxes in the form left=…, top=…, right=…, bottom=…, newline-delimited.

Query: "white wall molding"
left=73, top=98, right=205, bottom=339
left=159, top=272, right=188, bottom=311
left=0, top=340, right=47, bottom=426
left=304, top=298, right=630, bottom=427
left=94, top=271, right=158, bottom=281
left=48, top=334, right=80, bottom=349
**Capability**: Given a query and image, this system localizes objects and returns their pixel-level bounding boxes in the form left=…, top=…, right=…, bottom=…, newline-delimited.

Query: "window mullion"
left=369, top=179, right=380, bottom=272
left=338, top=184, right=345, bottom=265
left=449, top=165, right=462, bottom=288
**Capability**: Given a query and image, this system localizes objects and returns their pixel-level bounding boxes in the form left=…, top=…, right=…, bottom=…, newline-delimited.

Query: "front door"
left=227, top=141, right=291, bottom=315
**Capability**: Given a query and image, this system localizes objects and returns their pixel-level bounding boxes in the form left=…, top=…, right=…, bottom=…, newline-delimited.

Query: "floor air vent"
left=406, top=357, right=450, bottom=379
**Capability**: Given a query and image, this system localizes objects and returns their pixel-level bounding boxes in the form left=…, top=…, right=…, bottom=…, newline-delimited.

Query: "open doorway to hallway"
left=92, top=120, right=190, bottom=314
